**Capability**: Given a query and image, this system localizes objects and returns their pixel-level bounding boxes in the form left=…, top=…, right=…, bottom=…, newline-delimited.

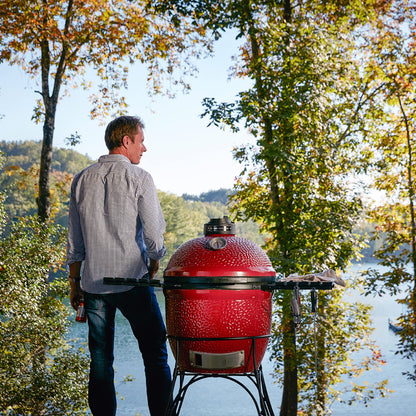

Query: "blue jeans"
left=84, top=287, right=172, bottom=416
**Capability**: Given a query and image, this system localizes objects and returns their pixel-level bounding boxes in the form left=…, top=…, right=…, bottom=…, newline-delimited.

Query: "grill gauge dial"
left=208, top=237, right=227, bottom=250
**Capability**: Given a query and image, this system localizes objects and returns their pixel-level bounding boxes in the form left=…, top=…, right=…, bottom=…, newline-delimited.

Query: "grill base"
left=166, top=335, right=275, bottom=416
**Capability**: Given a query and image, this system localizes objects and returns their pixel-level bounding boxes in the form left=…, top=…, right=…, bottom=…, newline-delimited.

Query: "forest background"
left=0, top=139, right=379, bottom=268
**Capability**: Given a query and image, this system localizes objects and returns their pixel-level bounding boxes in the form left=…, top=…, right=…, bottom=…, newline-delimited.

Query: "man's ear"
left=122, top=135, right=129, bottom=148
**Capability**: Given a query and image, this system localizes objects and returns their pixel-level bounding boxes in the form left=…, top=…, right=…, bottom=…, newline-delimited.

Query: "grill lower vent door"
left=189, top=350, right=245, bottom=370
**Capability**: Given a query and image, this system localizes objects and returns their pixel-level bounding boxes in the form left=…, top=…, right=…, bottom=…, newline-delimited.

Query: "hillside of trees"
left=0, top=140, right=271, bottom=267
left=0, top=140, right=383, bottom=265
left=0, top=140, right=94, bottom=174
left=0, top=140, right=380, bottom=264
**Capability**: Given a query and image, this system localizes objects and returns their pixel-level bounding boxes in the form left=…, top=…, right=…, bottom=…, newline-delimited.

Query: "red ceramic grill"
left=103, top=216, right=335, bottom=415
left=163, top=216, right=276, bottom=374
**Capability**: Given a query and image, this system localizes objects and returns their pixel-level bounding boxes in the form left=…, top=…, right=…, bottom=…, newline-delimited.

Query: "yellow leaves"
left=5, top=165, right=40, bottom=193
left=5, top=165, right=21, bottom=176
left=2, top=0, right=213, bottom=121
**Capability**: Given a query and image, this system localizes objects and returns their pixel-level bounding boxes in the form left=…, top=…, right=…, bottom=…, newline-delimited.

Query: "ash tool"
left=291, top=283, right=302, bottom=329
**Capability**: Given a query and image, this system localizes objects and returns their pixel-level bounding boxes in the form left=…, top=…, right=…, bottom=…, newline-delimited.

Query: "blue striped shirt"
left=66, top=154, right=166, bottom=294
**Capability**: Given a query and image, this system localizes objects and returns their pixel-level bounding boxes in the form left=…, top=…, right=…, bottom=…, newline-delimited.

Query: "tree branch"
left=337, top=80, right=387, bottom=147
left=51, top=0, right=75, bottom=105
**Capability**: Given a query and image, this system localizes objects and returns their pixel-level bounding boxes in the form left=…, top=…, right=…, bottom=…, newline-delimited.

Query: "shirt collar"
left=98, top=154, right=131, bottom=163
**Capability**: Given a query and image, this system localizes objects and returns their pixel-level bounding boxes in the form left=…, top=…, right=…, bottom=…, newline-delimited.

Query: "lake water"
left=69, top=264, right=416, bottom=415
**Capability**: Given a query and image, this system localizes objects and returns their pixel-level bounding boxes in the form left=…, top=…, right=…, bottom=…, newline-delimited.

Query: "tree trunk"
left=37, top=0, right=72, bottom=222
left=38, top=113, right=54, bottom=222
left=397, top=93, right=416, bottom=317
left=397, top=92, right=416, bottom=350
left=279, top=1, right=298, bottom=414
left=315, top=293, right=328, bottom=415
left=280, top=291, right=298, bottom=416
left=243, top=0, right=298, bottom=413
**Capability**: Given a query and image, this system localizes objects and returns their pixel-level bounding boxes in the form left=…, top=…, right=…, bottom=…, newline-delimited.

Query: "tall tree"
left=157, top=0, right=392, bottom=414
left=362, top=0, right=416, bottom=383
left=0, top=0, right=211, bottom=221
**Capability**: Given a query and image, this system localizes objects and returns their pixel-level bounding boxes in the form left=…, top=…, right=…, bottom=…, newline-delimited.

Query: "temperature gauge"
left=208, top=237, right=227, bottom=250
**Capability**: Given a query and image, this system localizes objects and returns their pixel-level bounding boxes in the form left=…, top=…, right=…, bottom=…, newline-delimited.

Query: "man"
left=67, top=115, right=171, bottom=416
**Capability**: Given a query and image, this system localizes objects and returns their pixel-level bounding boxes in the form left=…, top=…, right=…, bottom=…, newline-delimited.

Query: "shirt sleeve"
left=138, top=173, right=166, bottom=261
left=66, top=175, right=86, bottom=267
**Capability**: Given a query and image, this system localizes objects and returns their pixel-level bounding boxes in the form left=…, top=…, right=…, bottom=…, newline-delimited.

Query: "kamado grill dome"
left=163, top=217, right=276, bottom=373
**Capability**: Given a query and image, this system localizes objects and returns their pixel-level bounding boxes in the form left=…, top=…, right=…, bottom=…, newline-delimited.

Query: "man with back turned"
left=66, top=115, right=171, bottom=416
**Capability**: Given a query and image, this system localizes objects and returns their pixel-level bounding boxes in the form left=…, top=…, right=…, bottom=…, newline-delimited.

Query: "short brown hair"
left=104, top=115, right=145, bottom=151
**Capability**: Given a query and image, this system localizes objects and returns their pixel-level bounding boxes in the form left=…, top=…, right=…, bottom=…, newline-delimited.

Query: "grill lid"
left=164, top=217, right=276, bottom=284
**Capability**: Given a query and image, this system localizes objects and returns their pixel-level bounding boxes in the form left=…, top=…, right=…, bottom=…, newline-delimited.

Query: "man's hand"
left=69, top=261, right=83, bottom=310
left=148, top=258, right=160, bottom=279
left=70, top=282, right=84, bottom=310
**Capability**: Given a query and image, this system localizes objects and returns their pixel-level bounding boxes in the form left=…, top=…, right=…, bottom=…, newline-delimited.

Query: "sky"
left=0, top=33, right=254, bottom=196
